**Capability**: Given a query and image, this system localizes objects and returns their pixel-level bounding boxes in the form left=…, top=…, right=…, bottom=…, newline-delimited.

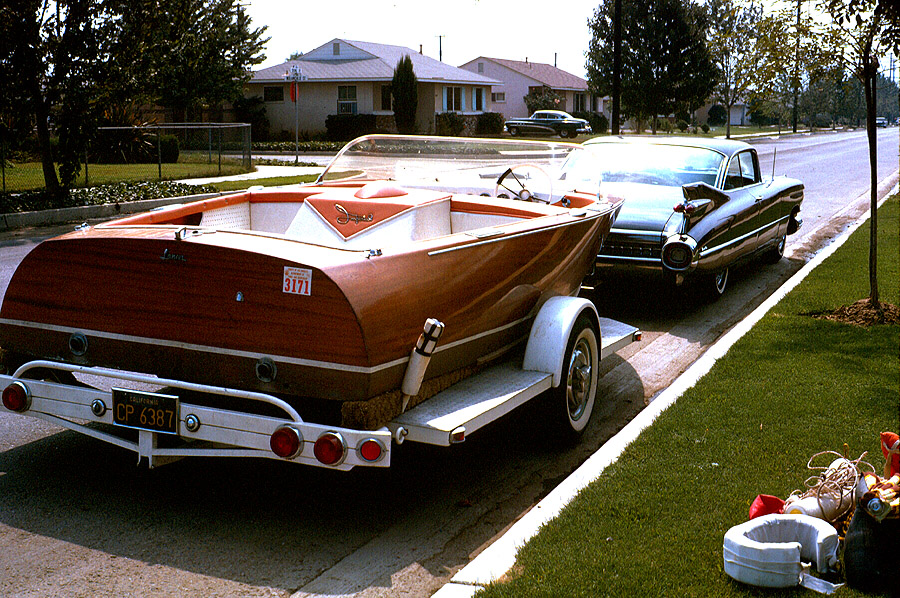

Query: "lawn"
left=477, top=196, right=899, bottom=597
left=1, top=154, right=250, bottom=193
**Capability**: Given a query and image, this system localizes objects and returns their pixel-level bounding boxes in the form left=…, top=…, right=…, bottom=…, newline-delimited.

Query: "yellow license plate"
left=112, top=388, right=179, bottom=435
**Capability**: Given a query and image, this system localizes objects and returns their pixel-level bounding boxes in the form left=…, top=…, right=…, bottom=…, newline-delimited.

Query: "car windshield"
left=563, top=142, right=725, bottom=188
left=318, top=135, right=581, bottom=197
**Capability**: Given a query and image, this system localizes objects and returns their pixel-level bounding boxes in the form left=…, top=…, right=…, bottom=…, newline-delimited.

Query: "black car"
left=570, top=137, right=804, bottom=297
left=504, top=110, right=592, bottom=138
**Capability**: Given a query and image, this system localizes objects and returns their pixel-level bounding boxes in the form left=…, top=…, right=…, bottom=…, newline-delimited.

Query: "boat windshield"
left=318, top=135, right=583, bottom=197
left=568, top=142, right=726, bottom=188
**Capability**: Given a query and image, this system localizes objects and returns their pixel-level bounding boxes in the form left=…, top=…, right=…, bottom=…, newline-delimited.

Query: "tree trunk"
left=32, top=93, right=61, bottom=196
left=863, top=56, right=879, bottom=309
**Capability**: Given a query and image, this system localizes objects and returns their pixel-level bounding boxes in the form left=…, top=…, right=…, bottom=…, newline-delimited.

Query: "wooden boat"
left=0, top=136, right=620, bottom=425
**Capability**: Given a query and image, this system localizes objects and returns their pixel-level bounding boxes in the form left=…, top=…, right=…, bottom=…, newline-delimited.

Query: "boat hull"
left=0, top=205, right=610, bottom=404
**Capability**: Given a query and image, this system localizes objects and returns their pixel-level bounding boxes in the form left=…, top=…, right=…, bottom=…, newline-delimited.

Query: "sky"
left=244, top=0, right=601, bottom=79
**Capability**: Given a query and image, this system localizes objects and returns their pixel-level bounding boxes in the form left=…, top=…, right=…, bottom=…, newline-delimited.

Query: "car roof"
left=536, top=110, right=570, bottom=116
left=583, top=135, right=751, bottom=158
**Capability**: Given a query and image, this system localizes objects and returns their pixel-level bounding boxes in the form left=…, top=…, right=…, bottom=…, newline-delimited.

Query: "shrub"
left=573, top=111, right=608, bottom=135
left=676, top=119, right=689, bottom=132
left=701, top=123, right=710, bottom=133
left=707, top=104, right=727, bottom=126
left=232, top=95, right=270, bottom=141
left=325, top=114, right=381, bottom=141
left=436, top=112, right=466, bottom=136
left=159, top=135, right=179, bottom=163
left=476, top=112, right=505, bottom=135
left=523, top=88, right=565, bottom=114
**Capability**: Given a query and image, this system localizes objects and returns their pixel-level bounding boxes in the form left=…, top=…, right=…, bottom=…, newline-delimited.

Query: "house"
left=458, top=57, right=590, bottom=119
left=246, top=39, right=499, bottom=137
left=695, top=102, right=750, bottom=127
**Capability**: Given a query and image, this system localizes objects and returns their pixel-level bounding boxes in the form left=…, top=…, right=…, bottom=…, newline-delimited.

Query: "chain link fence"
left=2, top=122, right=251, bottom=194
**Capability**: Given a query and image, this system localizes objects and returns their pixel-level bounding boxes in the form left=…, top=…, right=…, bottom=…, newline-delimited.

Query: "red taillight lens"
left=358, top=438, right=383, bottom=462
left=2, top=382, right=30, bottom=412
left=673, top=203, right=695, bottom=214
left=270, top=426, right=303, bottom=459
left=314, top=432, right=346, bottom=466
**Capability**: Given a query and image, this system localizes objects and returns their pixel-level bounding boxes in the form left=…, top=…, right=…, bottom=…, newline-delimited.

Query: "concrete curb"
left=0, top=192, right=225, bottom=231
left=433, top=183, right=897, bottom=597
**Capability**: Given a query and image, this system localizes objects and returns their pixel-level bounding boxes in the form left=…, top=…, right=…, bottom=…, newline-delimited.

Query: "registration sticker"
left=283, top=266, right=312, bottom=296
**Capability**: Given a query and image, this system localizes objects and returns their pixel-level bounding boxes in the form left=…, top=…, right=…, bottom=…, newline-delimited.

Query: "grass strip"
left=210, top=174, right=320, bottom=192
left=478, top=196, right=898, bottom=598
left=1, top=160, right=248, bottom=193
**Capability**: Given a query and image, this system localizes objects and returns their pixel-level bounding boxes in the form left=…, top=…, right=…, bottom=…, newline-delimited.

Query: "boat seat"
left=284, top=193, right=452, bottom=249
left=199, top=202, right=251, bottom=230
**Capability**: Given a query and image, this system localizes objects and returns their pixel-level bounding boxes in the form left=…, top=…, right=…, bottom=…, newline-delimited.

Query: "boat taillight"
left=314, top=432, right=346, bottom=466
left=2, top=382, right=31, bottom=412
left=270, top=426, right=303, bottom=459
left=357, top=438, right=385, bottom=463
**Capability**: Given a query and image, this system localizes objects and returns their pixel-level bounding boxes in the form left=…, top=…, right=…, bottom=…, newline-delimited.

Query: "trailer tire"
left=551, top=313, right=599, bottom=437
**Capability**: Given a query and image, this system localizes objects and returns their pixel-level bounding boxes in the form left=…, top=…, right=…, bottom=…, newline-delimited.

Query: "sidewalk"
left=175, top=164, right=323, bottom=186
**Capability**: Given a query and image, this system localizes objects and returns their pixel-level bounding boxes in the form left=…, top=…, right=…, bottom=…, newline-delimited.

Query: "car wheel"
left=508, top=126, right=519, bottom=137
left=551, top=313, right=599, bottom=437
left=763, top=234, right=786, bottom=264
left=709, top=267, right=729, bottom=299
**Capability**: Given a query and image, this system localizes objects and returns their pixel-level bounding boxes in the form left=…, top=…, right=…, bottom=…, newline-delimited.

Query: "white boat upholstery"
left=284, top=197, right=453, bottom=249
left=199, top=202, right=251, bottom=230
left=249, top=202, right=304, bottom=234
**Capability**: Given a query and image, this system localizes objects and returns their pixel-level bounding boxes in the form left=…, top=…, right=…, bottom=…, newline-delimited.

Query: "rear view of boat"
left=0, top=135, right=631, bottom=470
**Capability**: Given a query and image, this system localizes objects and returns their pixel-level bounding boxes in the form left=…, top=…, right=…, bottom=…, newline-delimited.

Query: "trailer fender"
left=523, top=296, right=599, bottom=387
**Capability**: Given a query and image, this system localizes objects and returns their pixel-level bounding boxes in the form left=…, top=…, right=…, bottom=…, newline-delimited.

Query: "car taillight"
left=673, top=202, right=696, bottom=214
left=2, top=382, right=31, bottom=412
left=662, top=242, right=693, bottom=270
left=357, top=438, right=384, bottom=463
left=270, top=426, right=303, bottom=459
left=314, top=432, right=346, bottom=466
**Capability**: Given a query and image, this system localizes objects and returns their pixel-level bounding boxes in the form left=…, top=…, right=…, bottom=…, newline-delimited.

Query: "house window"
left=381, top=84, right=392, bottom=111
left=333, top=42, right=341, bottom=56
left=445, top=86, right=463, bottom=111
left=338, top=85, right=357, bottom=114
left=263, top=85, right=284, bottom=102
left=474, top=88, right=483, bottom=111
left=477, top=62, right=484, bottom=73
left=573, top=93, right=586, bottom=112
left=492, top=92, right=505, bottom=103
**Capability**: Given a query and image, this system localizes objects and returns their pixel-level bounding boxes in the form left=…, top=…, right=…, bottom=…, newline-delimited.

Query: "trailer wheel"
left=552, top=313, right=600, bottom=436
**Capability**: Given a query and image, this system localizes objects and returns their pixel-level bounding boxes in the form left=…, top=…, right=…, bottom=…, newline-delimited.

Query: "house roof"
left=464, top=57, right=588, bottom=91
left=252, top=39, right=499, bottom=86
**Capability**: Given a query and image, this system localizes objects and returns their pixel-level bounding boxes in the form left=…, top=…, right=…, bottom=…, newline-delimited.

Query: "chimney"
left=554, top=53, right=557, bottom=67
left=420, top=44, right=423, bottom=54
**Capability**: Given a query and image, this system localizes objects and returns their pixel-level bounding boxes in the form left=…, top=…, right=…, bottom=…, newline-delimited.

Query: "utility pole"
left=792, top=0, right=801, bottom=133
left=612, top=0, right=622, bottom=135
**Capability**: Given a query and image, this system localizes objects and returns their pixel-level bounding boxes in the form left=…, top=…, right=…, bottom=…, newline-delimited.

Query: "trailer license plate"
left=112, top=388, right=179, bottom=435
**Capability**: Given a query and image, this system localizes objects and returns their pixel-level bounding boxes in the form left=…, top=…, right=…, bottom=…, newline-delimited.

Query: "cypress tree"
left=392, top=55, right=418, bottom=134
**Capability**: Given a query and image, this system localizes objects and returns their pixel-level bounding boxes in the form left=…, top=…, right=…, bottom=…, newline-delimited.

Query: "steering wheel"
left=494, top=164, right=554, bottom=203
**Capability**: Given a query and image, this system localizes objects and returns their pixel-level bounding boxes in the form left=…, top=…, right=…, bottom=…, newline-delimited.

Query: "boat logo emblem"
left=335, top=204, right=373, bottom=225
left=160, top=248, right=187, bottom=263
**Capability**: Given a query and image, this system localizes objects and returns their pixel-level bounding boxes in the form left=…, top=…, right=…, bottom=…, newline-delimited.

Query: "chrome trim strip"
left=596, top=255, right=661, bottom=264
left=699, top=215, right=790, bottom=258
left=0, top=316, right=531, bottom=375
left=609, top=228, right=663, bottom=237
